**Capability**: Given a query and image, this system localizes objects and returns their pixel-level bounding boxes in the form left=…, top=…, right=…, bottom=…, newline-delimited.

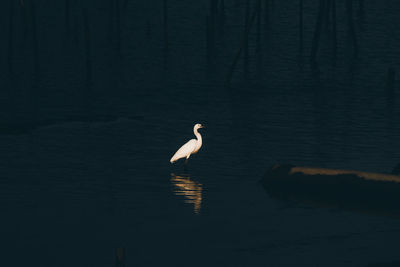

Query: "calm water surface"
left=1, top=0, right=400, bottom=266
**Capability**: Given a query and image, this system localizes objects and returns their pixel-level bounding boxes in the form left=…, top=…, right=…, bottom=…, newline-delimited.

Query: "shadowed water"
left=1, top=0, right=400, bottom=266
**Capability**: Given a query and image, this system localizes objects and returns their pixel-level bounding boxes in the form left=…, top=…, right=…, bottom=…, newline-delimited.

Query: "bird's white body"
left=170, top=124, right=204, bottom=164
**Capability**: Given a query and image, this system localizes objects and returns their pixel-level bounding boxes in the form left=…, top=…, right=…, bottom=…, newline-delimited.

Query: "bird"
left=170, top=123, right=205, bottom=168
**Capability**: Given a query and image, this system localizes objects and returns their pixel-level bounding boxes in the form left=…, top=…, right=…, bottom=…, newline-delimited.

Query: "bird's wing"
left=170, top=139, right=197, bottom=163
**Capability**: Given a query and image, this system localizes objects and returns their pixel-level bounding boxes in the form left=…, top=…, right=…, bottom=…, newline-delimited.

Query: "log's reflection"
left=171, top=173, right=202, bottom=215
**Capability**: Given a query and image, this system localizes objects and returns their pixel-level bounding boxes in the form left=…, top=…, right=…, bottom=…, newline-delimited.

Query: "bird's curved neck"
left=194, top=128, right=202, bottom=142
left=193, top=128, right=203, bottom=152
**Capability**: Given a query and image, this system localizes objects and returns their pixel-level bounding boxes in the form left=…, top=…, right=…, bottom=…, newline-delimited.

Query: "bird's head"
left=194, top=123, right=205, bottom=130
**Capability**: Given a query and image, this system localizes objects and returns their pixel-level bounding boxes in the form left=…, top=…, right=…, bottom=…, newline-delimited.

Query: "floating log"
left=262, top=164, right=400, bottom=214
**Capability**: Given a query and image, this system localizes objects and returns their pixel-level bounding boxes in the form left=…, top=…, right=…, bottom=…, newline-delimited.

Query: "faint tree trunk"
left=116, top=0, right=121, bottom=55
left=244, top=0, right=250, bottom=80
left=8, top=0, right=14, bottom=75
left=163, top=0, right=168, bottom=69
left=346, top=0, right=358, bottom=57
left=299, top=0, right=303, bottom=56
left=332, top=0, right=337, bottom=64
left=256, top=0, right=261, bottom=49
left=65, top=0, right=70, bottom=37
left=311, top=0, right=325, bottom=63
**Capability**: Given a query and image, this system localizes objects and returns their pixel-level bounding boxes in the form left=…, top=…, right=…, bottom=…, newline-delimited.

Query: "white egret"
left=170, top=123, right=205, bottom=167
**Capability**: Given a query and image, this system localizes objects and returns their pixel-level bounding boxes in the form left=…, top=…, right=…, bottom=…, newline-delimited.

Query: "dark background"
left=1, top=0, right=400, bottom=266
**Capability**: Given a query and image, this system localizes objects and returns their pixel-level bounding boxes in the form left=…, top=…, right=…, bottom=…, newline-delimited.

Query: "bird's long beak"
left=200, top=125, right=205, bottom=128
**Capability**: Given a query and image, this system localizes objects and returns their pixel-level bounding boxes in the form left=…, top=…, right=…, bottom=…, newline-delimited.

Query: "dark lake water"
left=1, top=0, right=400, bottom=266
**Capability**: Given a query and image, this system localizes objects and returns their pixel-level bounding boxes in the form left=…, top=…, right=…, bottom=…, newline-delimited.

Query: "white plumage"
left=170, top=123, right=204, bottom=164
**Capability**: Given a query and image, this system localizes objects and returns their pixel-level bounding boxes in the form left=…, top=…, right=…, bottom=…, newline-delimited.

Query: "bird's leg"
left=184, top=158, right=189, bottom=172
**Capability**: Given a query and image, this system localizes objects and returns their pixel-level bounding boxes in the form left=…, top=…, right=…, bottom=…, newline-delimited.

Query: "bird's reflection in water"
left=170, top=173, right=202, bottom=215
